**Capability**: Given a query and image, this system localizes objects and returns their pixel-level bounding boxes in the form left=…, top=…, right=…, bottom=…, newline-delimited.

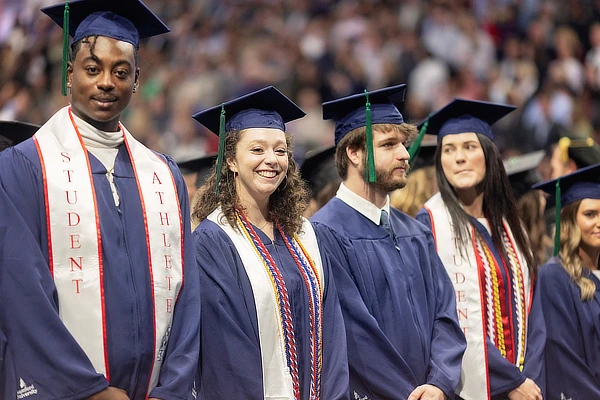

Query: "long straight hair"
left=436, top=133, right=536, bottom=275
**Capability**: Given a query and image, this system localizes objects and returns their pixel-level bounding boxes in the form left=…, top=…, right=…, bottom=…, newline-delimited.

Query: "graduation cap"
left=417, top=98, right=516, bottom=142
left=177, top=154, right=217, bottom=189
left=0, top=121, right=40, bottom=152
left=503, top=150, right=545, bottom=199
left=408, top=134, right=437, bottom=172
left=555, top=136, right=600, bottom=168
left=533, top=162, right=600, bottom=256
left=192, top=86, right=305, bottom=194
left=41, top=0, right=170, bottom=95
left=322, top=84, right=407, bottom=182
left=301, top=146, right=339, bottom=198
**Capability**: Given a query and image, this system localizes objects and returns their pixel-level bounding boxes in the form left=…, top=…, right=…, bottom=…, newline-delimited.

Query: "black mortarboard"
left=177, top=154, right=217, bottom=189
left=533, top=162, right=600, bottom=255
left=555, top=136, right=600, bottom=169
left=192, top=86, right=305, bottom=136
left=301, top=146, right=339, bottom=198
left=409, top=135, right=437, bottom=172
left=0, top=121, right=40, bottom=151
left=503, top=150, right=545, bottom=199
left=41, top=0, right=170, bottom=49
left=192, top=86, right=305, bottom=194
left=322, top=84, right=407, bottom=146
left=418, top=98, right=516, bottom=142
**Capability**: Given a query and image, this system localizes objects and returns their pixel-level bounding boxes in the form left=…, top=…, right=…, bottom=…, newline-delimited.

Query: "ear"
left=346, top=145, right=362, bottom=168
left=134, top=68, right=140, bottom=86
left=66, top=62, right=74, bottom=88
left=227, top=156, right=238, bottom=174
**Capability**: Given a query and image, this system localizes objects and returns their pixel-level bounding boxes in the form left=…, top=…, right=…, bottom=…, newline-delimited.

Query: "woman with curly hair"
left=532, top=163, right=600, bottom=399
left=415, top=99, right=545, bottom=400
left=190, top=87, right=348, bottom=399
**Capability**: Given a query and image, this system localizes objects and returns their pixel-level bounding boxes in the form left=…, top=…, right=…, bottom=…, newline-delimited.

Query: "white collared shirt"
left=336, top=182, right=391, bottom=226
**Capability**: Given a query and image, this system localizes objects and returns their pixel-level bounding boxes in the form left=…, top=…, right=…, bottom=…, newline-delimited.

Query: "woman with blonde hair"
left=190, top=86, right=348, bottom=399
left=533, top=162, right=600, bottom=399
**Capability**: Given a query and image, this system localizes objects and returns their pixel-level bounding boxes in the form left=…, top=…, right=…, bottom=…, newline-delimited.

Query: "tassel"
left=408, top=117, right=429, bottom=171
left=364, top=90, right=376, bottom=183
left=215, top=104, right=226, bottom=195
left=61, top=2, right=70, bottom=96
left=553, top=178, right=561, bottom=257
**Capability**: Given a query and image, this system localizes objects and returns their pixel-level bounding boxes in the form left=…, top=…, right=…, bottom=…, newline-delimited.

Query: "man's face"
left=361, top=126, right=410, bottom=192
left=68, top=36, right=139, bottom=132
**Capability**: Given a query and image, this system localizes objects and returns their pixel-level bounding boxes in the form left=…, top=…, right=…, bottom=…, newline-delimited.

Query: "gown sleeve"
left=0, top=148, right=109, bottom=400
left=149, top=156, right=201, bottom=400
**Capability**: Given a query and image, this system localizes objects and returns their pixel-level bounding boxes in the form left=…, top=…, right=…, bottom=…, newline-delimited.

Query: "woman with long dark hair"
left=532, top=163, right=600, bottom=399
left=415, top=99, right=545, bottom=400
left=190, top=86, right=348, bottom=399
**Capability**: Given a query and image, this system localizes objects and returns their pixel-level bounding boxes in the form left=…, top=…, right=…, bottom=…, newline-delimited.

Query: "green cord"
left=553, top=178, right=561, bottom=257
left=61, top=2, right=70, bottom=96
left=215, top=104, right=226, bottom=195
left=364, top=90, right=376, bottom=183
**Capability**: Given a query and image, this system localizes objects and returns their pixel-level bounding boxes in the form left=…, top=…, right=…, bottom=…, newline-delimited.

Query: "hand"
left=508, top=378, right=543, bottom=400
left=86, top=387, right=130, bottom=400
left=408, top=384, right=445, bottom=400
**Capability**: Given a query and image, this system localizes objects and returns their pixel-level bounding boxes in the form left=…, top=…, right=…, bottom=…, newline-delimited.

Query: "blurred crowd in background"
left=3, top=0, right=600, bottom=164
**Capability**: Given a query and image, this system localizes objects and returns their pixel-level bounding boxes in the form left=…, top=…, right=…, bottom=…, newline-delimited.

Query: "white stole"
left=207, top=207, right=324, bottom=399
left=34, top=106, right=183, bottom=393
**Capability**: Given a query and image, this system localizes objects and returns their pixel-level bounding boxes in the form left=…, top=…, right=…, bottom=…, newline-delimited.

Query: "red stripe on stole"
left=68, top=109, right=110, bottom=380
left=123, top=134, right=157, bottom=396
left=471, top=228, right=492, bottom=399
left=33, top=137, right=54, bottom=277
left=424, top=206, right=438, bottom=251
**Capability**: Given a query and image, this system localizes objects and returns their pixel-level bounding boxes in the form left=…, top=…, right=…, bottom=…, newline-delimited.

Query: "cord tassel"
left=215, top=104, right=226, bottom=195
left=553, top=178, right=561, bottom=257
left=61, top=2, right=70, bottom=96
left=364, top=90, right=376, bottom=183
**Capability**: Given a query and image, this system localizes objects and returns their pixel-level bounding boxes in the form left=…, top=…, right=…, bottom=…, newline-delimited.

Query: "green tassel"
left=408, top=117, right=429, bottom=171
left=215, top=104, right=226, bottom=195
left=553, top=178, right=561, bottom=257
left=61, top=2, right=70, bottom=96
left=364, top=90, right=376, bottom=183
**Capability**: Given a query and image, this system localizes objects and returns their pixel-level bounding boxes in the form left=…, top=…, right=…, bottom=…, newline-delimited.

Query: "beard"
left=361, top=161, right=408, bottom=193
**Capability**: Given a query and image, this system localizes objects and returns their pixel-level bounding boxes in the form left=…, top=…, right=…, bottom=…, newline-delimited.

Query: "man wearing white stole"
left=0, top=1, right=200, bottom=399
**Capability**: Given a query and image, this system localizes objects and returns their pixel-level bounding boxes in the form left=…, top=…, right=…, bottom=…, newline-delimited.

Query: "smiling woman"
left=531, top=163, right=600, bottom=399
left=415, top=99, right=545, bottom=400
left=189, top=86, right=349, bottom=399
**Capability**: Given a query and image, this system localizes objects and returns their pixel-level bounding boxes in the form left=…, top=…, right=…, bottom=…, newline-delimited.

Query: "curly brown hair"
left=191, top=129, right=310, bottom=235
left=558, top=200, right=596, bottom=301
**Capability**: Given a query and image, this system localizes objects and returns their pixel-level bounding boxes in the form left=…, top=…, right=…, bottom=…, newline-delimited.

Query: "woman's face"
left=228, top=128, right=289, bottom=203
left=440, top=132, right=487, bottom=192
left=576, top=198, right=600, bottom=251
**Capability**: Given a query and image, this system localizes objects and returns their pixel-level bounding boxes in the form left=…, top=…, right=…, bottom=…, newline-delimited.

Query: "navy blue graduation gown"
left=193, top=219, right=349, bottom=399
left=0, top=139, right=200, bottom=400
left=415, top=211, right=546, bottom=398
left=535, top=259, right=600, bottom=399
left=311, top=198, right=465, bottom=399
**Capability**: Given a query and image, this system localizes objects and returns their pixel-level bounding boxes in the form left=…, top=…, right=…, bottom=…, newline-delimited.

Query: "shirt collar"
left=336, top=182, right=390, bottom=225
